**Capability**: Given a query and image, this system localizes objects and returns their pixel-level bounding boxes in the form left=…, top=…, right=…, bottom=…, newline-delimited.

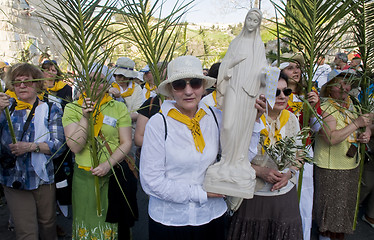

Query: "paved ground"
left=1, top=186, right=374, bottom=240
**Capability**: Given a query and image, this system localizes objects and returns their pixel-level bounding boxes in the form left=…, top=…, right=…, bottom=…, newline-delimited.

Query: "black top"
left=137, top=95, right=161, bottom=119
left=43, top=84, right=73, bottom=110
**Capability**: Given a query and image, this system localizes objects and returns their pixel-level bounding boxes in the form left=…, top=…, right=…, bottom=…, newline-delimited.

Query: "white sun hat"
left=113, top=57, right=138, bottom=78
left=158, top=55, right=216, bottom=97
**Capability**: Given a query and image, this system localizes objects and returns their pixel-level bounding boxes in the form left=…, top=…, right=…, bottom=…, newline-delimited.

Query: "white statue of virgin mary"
left=204, top=8, right=268, bottom=198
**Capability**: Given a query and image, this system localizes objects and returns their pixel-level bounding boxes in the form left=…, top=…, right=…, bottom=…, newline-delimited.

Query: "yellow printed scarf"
left=48, top=81, right=66, bottom=92
left=112, top=82, right=135, bottom=98
left=212, top=90, right=217, bottom=107
left=287, top=93, right=303, bottom=116
left=260, top=110, right=290, bottom=153
left=5, top=90, right=41, bottom=109
left=78, top=93, right=112, bottom=137
left=145, top=82, right=157, bottom=99
left=168, top=108, right=206, bottom=153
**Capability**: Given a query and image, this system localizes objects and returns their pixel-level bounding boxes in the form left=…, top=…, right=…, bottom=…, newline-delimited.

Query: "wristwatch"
left=290, top=169, right=297, bottom=178
left=34, top=143, right=40, bottom=153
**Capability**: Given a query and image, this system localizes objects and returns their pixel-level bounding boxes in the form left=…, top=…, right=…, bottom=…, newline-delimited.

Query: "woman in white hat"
left=314, top=70, right=372, bottom=240
left=140, top=55, right=266, bottom=240
left=109, top=57, right=143, bottom=122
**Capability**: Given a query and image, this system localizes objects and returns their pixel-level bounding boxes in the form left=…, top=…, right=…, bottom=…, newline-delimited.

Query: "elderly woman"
left=314, top=70, right=372, bottom=240
left=62, top=64, right=134, bottom=239
left=140, top=55, right=266, bottom=240
left=228, top=72, right=303, bottom=240
left=0, top=63, right=65, bottom=240
left=41, top=60, right=72, bottom=110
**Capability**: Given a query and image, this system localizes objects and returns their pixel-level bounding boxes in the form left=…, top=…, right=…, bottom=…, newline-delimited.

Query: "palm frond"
left=270, top=0, right=356, bottom=92
left=36, top=0, right=121, bottom=217
left=116, top=0, right=193, bottom=89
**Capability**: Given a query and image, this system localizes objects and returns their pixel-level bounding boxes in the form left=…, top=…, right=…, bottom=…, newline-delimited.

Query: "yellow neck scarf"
left=5, top=90, right=17, bottom=99
left=112, top=82, right=135, bottom=98
left=48, top=81, right=66, bottom=92
left=15, top=100, right=35, bottom=110
left=168, top=108, right=206, bottom=153
left=145, top=82, right=157, bottom=99
left=212, top=90, right=217, bottom=107
left=287, top=93, right=303, bottom=115
left=78, top=93, right=112, bottom=137
left=260, top=110, right=290, bottom=153
left=6, top=90, right=41, bottom=109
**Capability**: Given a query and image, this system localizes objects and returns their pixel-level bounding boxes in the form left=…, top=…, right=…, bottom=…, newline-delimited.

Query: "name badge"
left=103, top=115, right=117, bottom=127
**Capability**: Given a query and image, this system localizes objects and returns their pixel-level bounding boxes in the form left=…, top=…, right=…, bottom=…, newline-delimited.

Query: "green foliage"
left=115, top=0, right=193, bottom=88
left=269, top=0, right=357, bottom=202
left=37, top=0, right=122, bottom=217
left=262, top=127, right=312, bottom=171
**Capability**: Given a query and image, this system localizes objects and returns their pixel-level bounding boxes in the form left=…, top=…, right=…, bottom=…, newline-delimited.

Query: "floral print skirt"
left=72, top=165, right=117, bottom=240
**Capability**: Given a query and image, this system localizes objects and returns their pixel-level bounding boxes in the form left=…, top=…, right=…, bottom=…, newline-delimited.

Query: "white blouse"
left=140, top=100, right=227, bottom=226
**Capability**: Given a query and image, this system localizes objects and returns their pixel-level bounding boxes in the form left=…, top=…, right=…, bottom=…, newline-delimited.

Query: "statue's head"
left=244, top=8, right=262, bottom=33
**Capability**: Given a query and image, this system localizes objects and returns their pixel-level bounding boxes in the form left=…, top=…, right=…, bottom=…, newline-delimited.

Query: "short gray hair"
left=336, top=52, right=348, bottom=63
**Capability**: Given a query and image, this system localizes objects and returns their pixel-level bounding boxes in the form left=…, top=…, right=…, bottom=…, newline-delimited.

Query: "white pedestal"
left=203, top=159, right=256, bottom=199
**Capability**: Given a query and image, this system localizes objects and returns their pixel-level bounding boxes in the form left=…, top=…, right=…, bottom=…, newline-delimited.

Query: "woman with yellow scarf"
left=0, top=63, right=65, bottom=239
left=62, top=64, right=135, bottom=239
left=140, top=55, right=266, bottom=240
left=228, top=72, right=303, bottom=240
left=41, top=60, right=72, bottom=110
left=314, top=70, right=372, bottom=240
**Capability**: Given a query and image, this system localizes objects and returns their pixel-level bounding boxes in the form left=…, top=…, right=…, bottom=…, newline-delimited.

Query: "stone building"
left=0, top=0, right=64, bottom=65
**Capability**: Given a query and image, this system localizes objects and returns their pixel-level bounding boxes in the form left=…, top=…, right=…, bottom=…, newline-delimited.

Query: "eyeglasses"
left=13, top=80, right=35, bottom=88
left=276, top=88, right=292, bottom=97
left=171, top=78, right=203, bottom=91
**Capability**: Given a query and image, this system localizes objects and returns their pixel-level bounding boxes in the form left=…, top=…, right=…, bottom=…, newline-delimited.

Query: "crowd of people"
left=0, top=45, right=373, bottom=240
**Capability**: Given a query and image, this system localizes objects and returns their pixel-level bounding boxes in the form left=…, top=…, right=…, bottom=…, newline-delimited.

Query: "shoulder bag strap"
left=98, top=131, right=138, bottom=179
left=20, top=99, right=39, bottom=141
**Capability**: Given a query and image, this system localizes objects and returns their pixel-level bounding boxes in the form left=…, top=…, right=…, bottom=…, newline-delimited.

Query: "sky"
left=160, top=0, right=282, bottom=24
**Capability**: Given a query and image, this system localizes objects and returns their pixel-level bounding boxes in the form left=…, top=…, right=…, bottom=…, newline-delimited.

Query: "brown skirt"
left=227, top=186, right=303, bottom=240
left=313, top=165, right=359, bottom=234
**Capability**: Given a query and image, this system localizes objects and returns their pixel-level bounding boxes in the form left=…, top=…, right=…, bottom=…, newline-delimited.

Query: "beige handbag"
left=225, top=196, right=244, bottom=213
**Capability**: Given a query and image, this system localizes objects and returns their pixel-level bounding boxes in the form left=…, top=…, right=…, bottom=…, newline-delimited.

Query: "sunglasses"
left=276, top=88, right=292, bottom=97
left=13, top=80, right=35, bottom=88
left=171, top=78, right=203, bottom=91
left=42, top=60, right=57, bottom=65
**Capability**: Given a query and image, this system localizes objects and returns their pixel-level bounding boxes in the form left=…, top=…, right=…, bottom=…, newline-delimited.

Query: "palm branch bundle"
left=0, top=84, right=16, bottom=144
left=116, top=0, right=193, bottom=91
left=262, top=127, right=313, bottom=171
left=36, top=0, right=121, bottom=216
left=348, top=0, right=374, bottom=230
left=269, top=0, right=357, bottom=200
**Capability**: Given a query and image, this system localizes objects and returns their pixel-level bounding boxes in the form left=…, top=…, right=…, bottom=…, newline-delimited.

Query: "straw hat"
left=158, top=56, right=216, bottom=97
left=271, top=52, right=305, bottom=70
left=113, top=57, right=138, bottom=78
left=0, top=61, right=10, bottom=69
left=320, top=69, right=356, bottom=97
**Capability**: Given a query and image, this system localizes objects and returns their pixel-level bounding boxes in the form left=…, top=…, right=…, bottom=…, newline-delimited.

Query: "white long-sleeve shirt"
left=140, top=100, right=227, bottom=226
